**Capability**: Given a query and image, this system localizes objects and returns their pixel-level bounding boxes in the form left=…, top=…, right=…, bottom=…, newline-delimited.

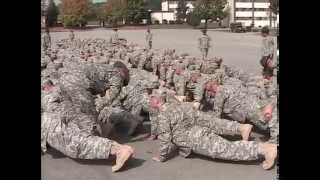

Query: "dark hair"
left=261, top=26, right=270, bottom=34
left=113, top=61, right=129, bottom=85
left=42, top=79, right=53, bottom=88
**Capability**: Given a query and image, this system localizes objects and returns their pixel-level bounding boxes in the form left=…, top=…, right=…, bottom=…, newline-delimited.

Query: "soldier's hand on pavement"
left=152, top=155, right=161, bottom=162
left=98, top=107, right=109, bottom=123
left=193, top=102, right=200, bottom=110
left=146, top=134, right=157, bottom=141
left=95, top=96, right=106, bottom=112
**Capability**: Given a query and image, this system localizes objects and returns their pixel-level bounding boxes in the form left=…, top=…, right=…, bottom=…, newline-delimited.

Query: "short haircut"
left=261, top=26, right=270, bottom=34
left=113, top=61, right=129, bottom=85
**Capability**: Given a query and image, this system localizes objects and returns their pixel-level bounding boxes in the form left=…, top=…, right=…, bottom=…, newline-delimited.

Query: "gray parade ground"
left=42, top=29, right=276, bottom=180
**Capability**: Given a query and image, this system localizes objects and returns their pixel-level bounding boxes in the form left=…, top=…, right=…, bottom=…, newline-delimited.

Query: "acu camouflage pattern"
left=157, top=103, right=259, bottom=162
left=41, top=85, right=114, bottom=159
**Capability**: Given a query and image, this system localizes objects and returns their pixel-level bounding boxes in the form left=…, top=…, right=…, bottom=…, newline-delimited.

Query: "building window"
left=236, top=0, right=268, bottom=2
left=236, top=8, right=269, bottom=12
left=254, top=8, right=269, bottom=11
left=235, top=17, right=252, bottom=20
left=236, top=8, right=252, bottom=11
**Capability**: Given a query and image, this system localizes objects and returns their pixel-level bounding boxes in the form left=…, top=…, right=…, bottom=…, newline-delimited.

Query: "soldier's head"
left=214, top=57, right=223, bottom=67
left=201, top=29, right=207, bottom=35
left=175, top=64, right=185, bottom=75
left=259, top=99, right=275, bottom=122
left=261, top=26, right=270, bottom=37
left=190, top=72, right=201, bottom=82
left=205, top=80, right=219, bottom=96
left=42, top=79, right=54, bottom=91
left=113, top=61, right=130, bottom=86
left=148, top=95, right=164, bottom=109
left=113, top=28, right=118, bottom=32
left=147, top=27, right=151, bottom=32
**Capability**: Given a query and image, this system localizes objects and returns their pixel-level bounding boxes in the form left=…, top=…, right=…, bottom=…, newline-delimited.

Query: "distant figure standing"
left=260, top=26, right=275, bottom=80
left=69, top=30, right=75, bottom=41
left=110, top=28, right=119, bottom=44
left=42, top=28, right=51, bottom=51
left=145, top=27, right=153, bottom=49
left=198, top=29, right=211, bottom=60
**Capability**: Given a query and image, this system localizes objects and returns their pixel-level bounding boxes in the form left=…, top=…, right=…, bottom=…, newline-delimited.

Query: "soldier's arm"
left=149, top=111, right=159, bottom=136
left=213, top=88, right=226, bottom=117
left=269, top=37, right=275, bottom=57
left=194, top=81, right=204, bottom=102
left=108, top=71, right=123, bottom=104
left=267, top=110, right=278, bottom=144
left=158, top=113, right=177, bottom=162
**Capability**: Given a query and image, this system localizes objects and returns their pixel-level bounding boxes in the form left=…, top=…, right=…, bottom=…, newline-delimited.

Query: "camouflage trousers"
left=188, top=126, right=259, bottom=161
left=99, top=106, right=144, bottom=137
left=147, top=41, right=152, bottom=49
left=196, top=112, right=241, bottom=136
left=43, top=112, right=113, bottom=159
left=200, top=48, right=209, bottom=60
left=59, top=74, right=97, bottom=116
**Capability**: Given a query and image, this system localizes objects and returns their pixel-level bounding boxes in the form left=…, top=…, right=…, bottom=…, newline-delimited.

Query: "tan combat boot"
left=239, top=124, right=253, bottom=141
left=258, top=143, right=277, bottom=170
left=110, top=142, right=134, bottom=172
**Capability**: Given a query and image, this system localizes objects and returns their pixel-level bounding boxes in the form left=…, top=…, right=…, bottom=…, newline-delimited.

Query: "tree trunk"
left=269, top=8, right=272, bottom=28
left=252, top=0, right=255, bottom=27
left=205, top=19, right=208, bottom=30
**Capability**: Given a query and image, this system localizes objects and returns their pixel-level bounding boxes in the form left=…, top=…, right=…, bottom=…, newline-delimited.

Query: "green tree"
left=176, top=0, right=189, bottom=23
left=126, top=0, right=148, bottom=24
left=47, top=0, right=59, bottom=27
left=61, top=0, right=91, bottom=28
left=269, top=0, right=279, bottom=15
left=105, top=0, right=128, bottom=27
left=186, top=11, right=201, bottom=27
left=193, top=0, right=229, bottom=29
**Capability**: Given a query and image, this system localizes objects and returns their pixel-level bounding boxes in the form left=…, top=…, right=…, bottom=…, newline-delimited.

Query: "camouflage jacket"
left=61, top=63, right=124, bottom=105
left=261, top=36, right=275, bottom=57
left=157, top=103, right=197, bottom=162
left=213, top=84, right=249, bottom=117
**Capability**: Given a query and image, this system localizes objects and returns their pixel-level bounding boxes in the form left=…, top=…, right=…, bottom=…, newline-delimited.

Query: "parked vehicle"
left=230, top=22, right=246, bottom=33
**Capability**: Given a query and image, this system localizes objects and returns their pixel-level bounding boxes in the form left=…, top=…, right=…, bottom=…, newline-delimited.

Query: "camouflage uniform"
left=260, top=36, right=275, bottom=77
left=59, top=63, right=124, bottom=115
left=200, top=59, right=220, bottom=75
left=173, top=69, right=187, bottom=96
left=41, top=85, right=114, bottom=159
left=42, top=32, right=51, bottom=51
left=146, top=31, right=153, bottom=49
left=213, top=84, right=278, bottom=143
left=198, top=34, right=211, bottom=59
left=157, top=103, right=259, bottom=162
left=110, top=31, right=119, bottom=44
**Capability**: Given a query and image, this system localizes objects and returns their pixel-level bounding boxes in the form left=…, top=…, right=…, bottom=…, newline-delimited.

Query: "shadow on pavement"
left=46, top=148, right=66, bottom=159
left=188, top=154, right=262, bottom=166
left=45, top=146, right=146, bottom=171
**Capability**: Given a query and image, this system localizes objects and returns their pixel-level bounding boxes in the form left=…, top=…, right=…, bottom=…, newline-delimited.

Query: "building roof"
left=162, top=0, right=196, bottom=1
left=53, top=0, right=107, bottom=5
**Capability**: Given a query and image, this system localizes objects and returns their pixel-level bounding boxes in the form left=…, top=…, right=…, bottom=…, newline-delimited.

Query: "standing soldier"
left=42, top=28, right=51, bottom=51
left=69, top=29, right=75, bottom=41
left=145, top=27, right=153, bottom=49
left=110, top=28, right=119, bottom=45
left=198, top=29, right=211, bottom=60
left=260, top=26, right=275, bottom=80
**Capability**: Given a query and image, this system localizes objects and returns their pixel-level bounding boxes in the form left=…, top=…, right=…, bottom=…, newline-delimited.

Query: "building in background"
left=228, top=0, right=278, bottom=28
left=151, top=0, right=195, bottom=24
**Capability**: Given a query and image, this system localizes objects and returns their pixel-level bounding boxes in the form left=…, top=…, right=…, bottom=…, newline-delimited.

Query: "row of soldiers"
left=41, top=31, right=278, bottom=172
